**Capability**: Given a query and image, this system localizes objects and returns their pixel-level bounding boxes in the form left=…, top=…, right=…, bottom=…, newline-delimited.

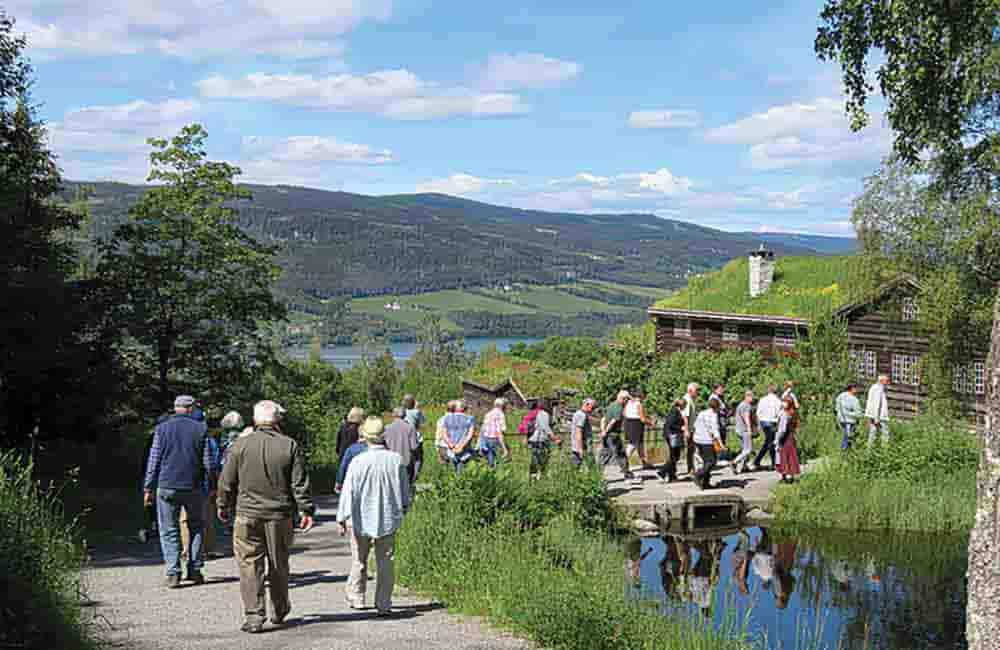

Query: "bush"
left=0, top=452, right=97, bottom=650
left=397, top=451, right=751, bottom=650
left=509, top=336, right=606, bottom=371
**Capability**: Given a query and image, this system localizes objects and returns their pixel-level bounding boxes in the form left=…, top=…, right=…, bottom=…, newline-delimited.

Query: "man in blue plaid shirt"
left=144, top=394, right=217, bottom=588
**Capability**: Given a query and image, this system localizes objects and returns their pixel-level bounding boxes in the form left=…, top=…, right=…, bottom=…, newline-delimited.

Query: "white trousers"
left=346, top=529, right=395, bottom=613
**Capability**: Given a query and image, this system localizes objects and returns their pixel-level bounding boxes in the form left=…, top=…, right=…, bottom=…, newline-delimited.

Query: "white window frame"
left=722, top=323, right=739, bottom=342
left=850, top=349, right=877, bottom=380
left=954, top=361, right=986, bottom=396
left=974, top=361, right=986, bottom=396
left=673, top=318, right=692, bottom=338
left=892, top=353, right=920, bottom=386
left=901, top=297, right=919, bottom=322
left=773, top=326, right=796, bottom=348
left=954, top=364, right=971, bottom=394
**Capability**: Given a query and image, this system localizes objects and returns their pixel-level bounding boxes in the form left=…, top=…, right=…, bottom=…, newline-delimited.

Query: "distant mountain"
left=740, top=232, right=858, bottom=255
left=70, top=182, right=836, bottom=300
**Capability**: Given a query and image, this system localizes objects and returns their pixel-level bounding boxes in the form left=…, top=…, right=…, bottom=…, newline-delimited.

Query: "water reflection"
left=626, top=526, right=967, bottom=649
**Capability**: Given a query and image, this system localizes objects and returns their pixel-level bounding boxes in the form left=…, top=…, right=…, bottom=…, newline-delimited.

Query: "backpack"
left=518, top=408, right=541, bottom=436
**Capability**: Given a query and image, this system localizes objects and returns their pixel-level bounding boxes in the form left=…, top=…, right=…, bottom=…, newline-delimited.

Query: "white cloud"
left=627, top=109, right=701, bottom=129
left=630, top=168, right=694, bottom=195
left=46, top=98, right=201, bottom=155
left=242, top=135, right=395, bottom=165
left=478, top=52, right=582, bottom=90
left=198, top=70, right=530, bottom=120
left=415, top=174, right=516, bottom=195
left=13, top=0, right=390, bottom=61
left=703, top=96, right=892, bottom=169
left=548, top=172, right=611, bottom=187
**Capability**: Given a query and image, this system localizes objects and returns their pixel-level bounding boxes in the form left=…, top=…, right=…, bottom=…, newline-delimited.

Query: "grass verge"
left=0, top=451, right=99, bottom=650
left=396, top=447, right=751, bottom=650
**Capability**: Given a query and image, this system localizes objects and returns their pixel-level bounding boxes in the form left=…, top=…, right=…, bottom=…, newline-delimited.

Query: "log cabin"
left=648, top=250, right=988, bottom=426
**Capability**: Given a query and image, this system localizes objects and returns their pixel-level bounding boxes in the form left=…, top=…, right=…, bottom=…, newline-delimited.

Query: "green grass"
left=654, top=256, right=854, bottom=318
left=574, top=279, right=673, bottom=301
left=1, top=452, right=100, bottom=650
left=771, top=416, right=978, bottom=533
left=482, top=285, right=635, bottom=313
left=396, top=448, right=751, bottom=650
left=465, top=355, right=584, bottom=397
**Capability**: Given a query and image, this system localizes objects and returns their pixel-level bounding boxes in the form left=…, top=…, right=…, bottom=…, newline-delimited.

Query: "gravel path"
left=85, top=496, right=531, bottom=650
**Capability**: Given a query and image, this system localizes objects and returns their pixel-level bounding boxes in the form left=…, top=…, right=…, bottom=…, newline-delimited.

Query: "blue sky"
left=16, top=0, right=893, bottom=235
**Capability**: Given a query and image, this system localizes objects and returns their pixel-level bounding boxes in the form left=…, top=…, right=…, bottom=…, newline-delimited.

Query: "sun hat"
left=174, top=395, right=196, bottom=409
left=347, top=407, right=365, bottom=424
left=360, top=417, right=385, bottom=442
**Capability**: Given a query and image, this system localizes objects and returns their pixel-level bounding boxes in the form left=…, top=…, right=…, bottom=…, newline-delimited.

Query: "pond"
left=624, top=525, right=967, bottom=649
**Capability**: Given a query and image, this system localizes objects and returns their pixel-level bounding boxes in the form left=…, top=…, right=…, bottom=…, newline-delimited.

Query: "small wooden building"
left=461, top=378, right=534, bottom=412
left=650, top=262, right=987, bottom=425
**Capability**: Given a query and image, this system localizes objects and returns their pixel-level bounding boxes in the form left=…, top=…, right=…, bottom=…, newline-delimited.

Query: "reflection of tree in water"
left=783, top=528, right=967, bottom=649
left=642, top=526, right=966, bottom=650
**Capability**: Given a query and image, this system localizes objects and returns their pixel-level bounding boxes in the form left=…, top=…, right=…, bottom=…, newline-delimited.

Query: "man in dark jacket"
left=218, top=400, right=315, bottom=634
left=144, top=395, right=216, bottom=588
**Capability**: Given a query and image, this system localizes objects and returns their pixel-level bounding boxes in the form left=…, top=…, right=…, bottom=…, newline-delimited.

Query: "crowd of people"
left=137, top=372, right=895, bottom=634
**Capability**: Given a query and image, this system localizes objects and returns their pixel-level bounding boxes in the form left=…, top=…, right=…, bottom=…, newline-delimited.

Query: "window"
left=850, top=349, right=877, bottom=380
left=892, top=353, right=921, bottom=386
left=722, top=323, right=739, bottom=342
left=955, top=361, right=987, bottom=395
left=773, top=326, right=796, bottom=348
left=673, top=319, right=691, bottom=338
left=902, top=297, right=919, bottom=322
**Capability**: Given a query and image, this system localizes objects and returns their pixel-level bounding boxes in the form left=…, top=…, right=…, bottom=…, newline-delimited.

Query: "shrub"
left=509, top=336, right=606, bottom=371
left=0, top=452, right=97, bottom=650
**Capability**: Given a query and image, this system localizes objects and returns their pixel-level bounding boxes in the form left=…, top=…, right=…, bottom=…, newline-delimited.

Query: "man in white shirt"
left=681, top=383, right=699, bottom=475
left=750, top=385, right=782, bottom=471
left=692, top=398, right=722, bottom=489
left=865, top=375, right=891, bottom=445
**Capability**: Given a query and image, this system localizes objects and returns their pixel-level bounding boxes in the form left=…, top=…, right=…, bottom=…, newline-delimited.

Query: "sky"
left=14, top=0, right=894, bottom=236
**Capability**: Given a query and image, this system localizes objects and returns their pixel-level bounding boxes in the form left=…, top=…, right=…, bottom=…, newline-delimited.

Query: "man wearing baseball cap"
left=218, top=400, right=315, bottom=634
left=143, top=394, right=218, bottom=588
left=337, top=416, right=411, bottom=616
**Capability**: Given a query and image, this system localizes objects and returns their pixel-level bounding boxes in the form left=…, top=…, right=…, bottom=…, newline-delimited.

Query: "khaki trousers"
left=346, top=528, right=395, bottom=612
left=181, top=494, right=217, bottom=560
left=233, top=516, right=293, bottom=624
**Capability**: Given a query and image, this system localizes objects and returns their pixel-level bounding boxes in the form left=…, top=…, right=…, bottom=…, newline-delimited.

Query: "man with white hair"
left=865, top=375, right=891, bottom=445
left=144, top=394, right=217, bottom=588
left=571, top=398, right=597, bottom=467
left=478, top=398, right=510, bottom=468
left=218, top=400, right=315, bottom=634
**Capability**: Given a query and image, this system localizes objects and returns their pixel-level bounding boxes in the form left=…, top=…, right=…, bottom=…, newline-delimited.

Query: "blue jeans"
left=157, top=488, right=205, bottom=577
left=480, top=438, right=505, bottom=468
left=840, top=422, right=856, bottom=450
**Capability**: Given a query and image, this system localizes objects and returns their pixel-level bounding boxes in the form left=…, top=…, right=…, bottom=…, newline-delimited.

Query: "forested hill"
left=71, top=181, right=828, bottom=298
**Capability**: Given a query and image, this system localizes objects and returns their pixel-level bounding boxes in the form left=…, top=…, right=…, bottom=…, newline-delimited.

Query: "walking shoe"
left=376, top=608, right=397, bottom=617
left=240, top=621, right=264, bottom=634
left=346, top=596, right=365, bottom=610
left=164, top=574, right=181, bottom=589
left=187, top=571, right=205, bottom=585
left=271, top=610, right=289, bottom=625
left=138, top=529, right=148, bottom=543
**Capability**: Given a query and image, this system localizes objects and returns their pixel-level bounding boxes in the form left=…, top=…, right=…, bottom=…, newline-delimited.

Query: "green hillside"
left=654, top=255, right=855, bottom=318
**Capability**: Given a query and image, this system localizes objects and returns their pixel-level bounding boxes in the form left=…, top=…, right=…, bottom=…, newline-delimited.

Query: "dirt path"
left=84, top=496, right=531, bottom=650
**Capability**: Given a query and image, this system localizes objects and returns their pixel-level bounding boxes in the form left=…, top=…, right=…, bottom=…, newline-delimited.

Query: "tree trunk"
left=966, top=285, right=1000, bottom=648
left=158, top=339, right=172, bottom=409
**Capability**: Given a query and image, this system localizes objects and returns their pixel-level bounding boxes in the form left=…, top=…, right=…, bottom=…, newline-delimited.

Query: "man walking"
left=218, top=400, right=315, bottom=634
left=338, top=417, right=412, bottom=616
left=835, top=383, right=864, bottom=450
left=144, top=395, right=217, bottom=588
left=600, top=390, right=637, bottom=484
left=384, top=407, right=420, bottom=479
left=732, top=391, right=756, bottom=474
left=750, top=385, right=782, bottom=471
left=681, top=383, right=699, bottom=475
left=865, top=375, right=891, bottom=445
left=571, top=398, right=597, bottom=468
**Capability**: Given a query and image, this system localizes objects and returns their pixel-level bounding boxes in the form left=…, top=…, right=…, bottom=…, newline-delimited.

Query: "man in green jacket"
left=218, top=400, right=315, bottom=634
left=835, top=383, right=864, bottom=450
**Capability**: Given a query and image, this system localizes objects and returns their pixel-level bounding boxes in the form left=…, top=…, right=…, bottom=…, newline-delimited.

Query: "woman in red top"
left=775, top=397, right=801, bottom=483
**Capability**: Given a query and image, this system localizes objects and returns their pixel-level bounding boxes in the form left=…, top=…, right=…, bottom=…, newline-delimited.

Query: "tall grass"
left=396, top=447, right=752, bottom=650
left=0, top=451, right=98, bottom=650
left=772, top=416, right=977, bottom=533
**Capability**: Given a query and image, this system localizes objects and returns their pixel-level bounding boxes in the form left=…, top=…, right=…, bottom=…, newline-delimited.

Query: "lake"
left=288, top=336, right=543, bottom=369
left=626, top=525, right=967, bottom=649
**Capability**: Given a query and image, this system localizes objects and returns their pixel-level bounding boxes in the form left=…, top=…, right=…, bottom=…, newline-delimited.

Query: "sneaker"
left=138, top=529, right=148, bottom=544
left=346, top=596, right=365, bottom=610
left=187, top=571, right=205, bottom=586
left=376, top=608, right=396, bottom=617
left=165, top=574, right=181, bottom=589
left=271, top=610, right=289, bottom=625
left=240, top=621, right=264, bottom=634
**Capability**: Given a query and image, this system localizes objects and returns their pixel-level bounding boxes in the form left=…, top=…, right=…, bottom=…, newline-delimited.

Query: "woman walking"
left=775, top=397, right=801, bottom=483
left=657, top=399, right=686, bottom=483
left=336, top=407, right=366, bottom=458
left=623, top=390, right=652, bottom=468
left=692, top=398, right=723, bottom=490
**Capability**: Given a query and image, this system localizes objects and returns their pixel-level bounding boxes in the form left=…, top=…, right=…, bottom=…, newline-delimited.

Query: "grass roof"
left=653, top=255, right=855, bottom=318
left=465, top=356, right=583, bottom=398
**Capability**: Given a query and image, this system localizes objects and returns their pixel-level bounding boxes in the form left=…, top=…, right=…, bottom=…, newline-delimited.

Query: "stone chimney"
left=748, top=245, right=776, bottom=298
